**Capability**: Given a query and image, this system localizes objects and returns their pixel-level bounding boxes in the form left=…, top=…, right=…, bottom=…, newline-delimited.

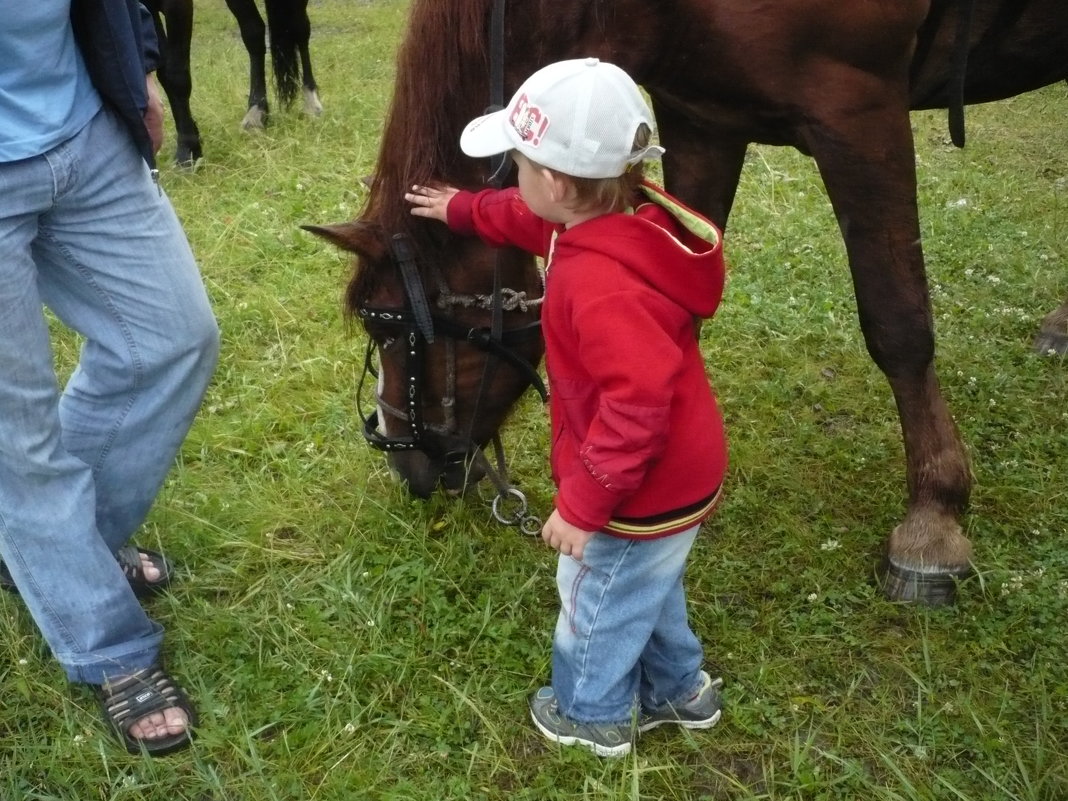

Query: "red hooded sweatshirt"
left=447, top=180, right=727, bottom=539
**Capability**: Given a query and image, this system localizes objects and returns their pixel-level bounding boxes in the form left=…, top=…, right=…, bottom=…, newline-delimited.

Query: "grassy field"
left=1, top=1, right=1066, bottom=798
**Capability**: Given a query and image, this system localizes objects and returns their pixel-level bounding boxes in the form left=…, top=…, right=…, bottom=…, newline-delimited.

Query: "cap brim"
left=460, top=109, right=515, bottom=159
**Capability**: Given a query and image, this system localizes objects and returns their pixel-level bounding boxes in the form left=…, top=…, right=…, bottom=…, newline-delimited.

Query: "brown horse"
left=307, top=0, right=1068, bottom=604
left=144, top=0, right=323, bottom=165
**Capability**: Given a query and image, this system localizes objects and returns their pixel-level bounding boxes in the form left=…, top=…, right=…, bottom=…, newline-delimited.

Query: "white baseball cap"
left=460, top=57, right=664, bottom=179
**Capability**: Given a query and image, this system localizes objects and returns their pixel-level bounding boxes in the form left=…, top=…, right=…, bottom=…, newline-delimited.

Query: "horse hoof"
left=241, top=106, right=267, bottom=131
left=1033, top=329, right=1068, bottom=356
left=174, top=145, right=202, bottom=170
left=303, top=89, right=323, bottom=117
left=877, top=558, right=972, bottom=606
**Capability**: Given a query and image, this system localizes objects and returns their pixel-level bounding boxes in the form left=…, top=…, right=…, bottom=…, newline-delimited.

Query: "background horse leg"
left=265, top=0, right=322, bottom=117
left=1034, top=294, right=1068, bottom=354
left=806, top=96, right=974, bottom=605
left=296, top=9, right=323, bottom=118
left=149, top=0, right=203, bottom=165
left=224, top=0, right=270, bottom=129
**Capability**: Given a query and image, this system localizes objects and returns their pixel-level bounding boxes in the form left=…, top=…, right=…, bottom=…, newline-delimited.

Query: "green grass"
left=1, top=1, right=1066, bottom=798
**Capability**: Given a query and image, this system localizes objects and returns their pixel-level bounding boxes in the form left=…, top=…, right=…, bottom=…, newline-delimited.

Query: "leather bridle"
left=354, top=227, right=547, bottom=529
left=355, top=232, right=545, bottom=457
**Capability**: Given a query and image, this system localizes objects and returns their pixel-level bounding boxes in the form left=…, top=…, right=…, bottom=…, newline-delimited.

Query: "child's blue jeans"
left=551, top=524, right=704, bottom=724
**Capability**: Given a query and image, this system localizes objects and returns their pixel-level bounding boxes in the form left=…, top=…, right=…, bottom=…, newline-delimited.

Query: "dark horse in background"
left=308, top=0, right=1068, bottom=605
left=143, top=0, right=322, bottom=165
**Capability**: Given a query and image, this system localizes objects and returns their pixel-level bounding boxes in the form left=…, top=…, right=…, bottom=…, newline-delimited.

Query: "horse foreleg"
left=808, top=101, right=973, bottom=605
left=151, top=0, right=202, bottom=165
left=651, top=97, right=748, bottom=227
left=1034, top=294, right=1068, bottom=355
left=224, top=0, right=269, bottom=129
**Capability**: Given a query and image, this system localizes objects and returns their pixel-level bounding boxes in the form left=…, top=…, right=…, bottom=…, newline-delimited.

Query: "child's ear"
left=545, top=169, right=573, bottom=203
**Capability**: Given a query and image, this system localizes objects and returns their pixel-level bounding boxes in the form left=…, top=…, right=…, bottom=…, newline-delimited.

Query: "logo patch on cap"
left=508, top=93, right=550, bottom=147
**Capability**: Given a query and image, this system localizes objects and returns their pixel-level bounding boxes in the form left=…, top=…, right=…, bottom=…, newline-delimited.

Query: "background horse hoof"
left=174, top=141, right=203, bottom=169
left=1033, top=329, right=1068, bottom=356
left=241, top=105, right=268, bottom=130
left=1033, top=302, right=1068, bottom=354
left=303, top=88, right=323, bottom=117
left=877, top=558, right=973, bottom=606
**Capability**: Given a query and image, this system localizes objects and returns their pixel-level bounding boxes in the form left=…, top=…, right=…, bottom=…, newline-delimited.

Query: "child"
left=406, top=58, right=727, bottom=758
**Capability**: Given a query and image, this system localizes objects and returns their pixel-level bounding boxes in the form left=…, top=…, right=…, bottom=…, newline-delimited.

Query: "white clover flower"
left=343, top=722, right=357, bottom=735
left=820, top=539, right=841, bottom=551
left=807, top=592, right=819, bottom=602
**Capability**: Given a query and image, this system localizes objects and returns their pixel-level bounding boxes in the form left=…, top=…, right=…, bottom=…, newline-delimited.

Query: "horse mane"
left=343, top=0, right=498, bottom=307
left=362, top=0, right=495, bottom=240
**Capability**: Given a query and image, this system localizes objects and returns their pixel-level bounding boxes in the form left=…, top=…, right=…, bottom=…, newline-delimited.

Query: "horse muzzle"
left=386, top=447, right=487, bottom=498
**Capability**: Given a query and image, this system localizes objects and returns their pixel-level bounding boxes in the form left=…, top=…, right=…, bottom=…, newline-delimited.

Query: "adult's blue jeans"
left=0, top=107, right=219, bottom=684
left=551, top=524, right=705, bottom=724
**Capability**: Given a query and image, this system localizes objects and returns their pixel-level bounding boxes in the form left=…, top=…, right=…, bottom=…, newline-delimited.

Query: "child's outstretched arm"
left=406, top=184, right=459, bottom=224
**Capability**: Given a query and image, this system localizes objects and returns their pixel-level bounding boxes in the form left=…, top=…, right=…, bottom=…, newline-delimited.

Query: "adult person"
left=0, top=0, right=219, bottom=755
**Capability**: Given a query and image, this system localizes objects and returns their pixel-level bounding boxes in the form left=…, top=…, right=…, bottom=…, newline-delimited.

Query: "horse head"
left=305, top=209, right=544, bottom=499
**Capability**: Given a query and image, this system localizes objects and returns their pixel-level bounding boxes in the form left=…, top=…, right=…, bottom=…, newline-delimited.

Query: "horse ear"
left=301, top=221, right=387, bottom=259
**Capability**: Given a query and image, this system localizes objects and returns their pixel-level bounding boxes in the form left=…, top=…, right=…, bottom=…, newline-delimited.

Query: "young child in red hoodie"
left=406, top=58, right=727, bottom=758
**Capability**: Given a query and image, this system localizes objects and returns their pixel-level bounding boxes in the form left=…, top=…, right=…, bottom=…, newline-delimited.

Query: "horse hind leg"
left=1033, top=295, right=1068, bottom=355
left=263, top=0, right=321, bottom=118
left=808, top=99, right=974, bottom=605
left=299, top=42, right=322, bottom=118
left=225, top=0, right=269, bottom=130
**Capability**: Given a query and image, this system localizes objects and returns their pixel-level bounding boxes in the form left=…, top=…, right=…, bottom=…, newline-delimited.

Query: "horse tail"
left=263, top=0, right=306, bottom=107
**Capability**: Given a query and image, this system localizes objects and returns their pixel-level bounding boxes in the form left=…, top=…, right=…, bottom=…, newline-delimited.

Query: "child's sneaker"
left=639, top=671, right=723, bottom=732
left=529, top=686, right=634, bottom=757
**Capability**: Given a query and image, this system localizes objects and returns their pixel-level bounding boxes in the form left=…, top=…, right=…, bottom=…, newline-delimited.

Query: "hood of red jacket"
left=551, top=181, right=725, bottom=318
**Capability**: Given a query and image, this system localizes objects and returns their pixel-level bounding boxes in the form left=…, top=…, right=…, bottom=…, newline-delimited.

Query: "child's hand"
left=406, top=184, right=459, bottom=223
left=541, top=509, right=597, bottom=561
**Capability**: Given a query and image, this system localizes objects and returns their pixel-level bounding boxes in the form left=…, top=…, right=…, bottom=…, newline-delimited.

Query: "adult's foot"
left=0, top=545, right=173, bottom=597
left=97, top=666, right=197, bottom=755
